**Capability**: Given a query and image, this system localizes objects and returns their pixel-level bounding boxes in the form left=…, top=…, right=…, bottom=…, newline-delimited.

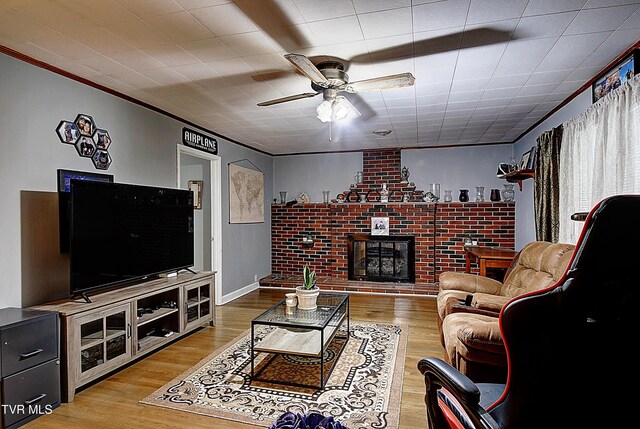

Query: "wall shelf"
left=500, top=169, right=534, bottom=191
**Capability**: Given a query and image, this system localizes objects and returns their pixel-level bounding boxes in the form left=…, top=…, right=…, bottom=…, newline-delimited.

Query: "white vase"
left=296, top=286, right=319, bottom=310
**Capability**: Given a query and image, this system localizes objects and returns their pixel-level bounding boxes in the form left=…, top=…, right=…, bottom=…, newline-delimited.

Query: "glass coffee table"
left=250, top=292, right=349, bottom=389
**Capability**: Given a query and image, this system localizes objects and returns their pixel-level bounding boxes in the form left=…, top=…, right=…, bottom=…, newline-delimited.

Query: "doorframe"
left=176, top=145, right=222, bottom=306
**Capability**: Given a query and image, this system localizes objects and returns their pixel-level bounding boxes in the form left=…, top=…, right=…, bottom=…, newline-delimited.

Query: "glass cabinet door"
left=76, top=303, right=132, bottom=382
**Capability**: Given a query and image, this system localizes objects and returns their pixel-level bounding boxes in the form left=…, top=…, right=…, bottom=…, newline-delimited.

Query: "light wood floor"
left=26, top=289, right=444, bottom=429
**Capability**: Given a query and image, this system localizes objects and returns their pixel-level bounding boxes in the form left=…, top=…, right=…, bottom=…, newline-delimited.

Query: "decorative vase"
left=296, top=286, right=319, bottom=310
left=380, top=183, right=389, bottom=203
left=459, top=189, right=469, bottom=202
left=503, top=184, right=515, bottom=202
left=444, top=190, right=452, bottom=202
left=476, top=186, right=485, bottom=202
left=490, top=188, right=501, bottom=201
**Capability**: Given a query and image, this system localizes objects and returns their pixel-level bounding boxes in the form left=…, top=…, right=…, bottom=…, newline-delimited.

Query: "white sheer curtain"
left=559, top=74, right=640, bottom=243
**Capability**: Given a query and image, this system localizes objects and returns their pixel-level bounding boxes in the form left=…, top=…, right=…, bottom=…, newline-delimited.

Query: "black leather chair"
left=418, top=195, right=639, bottom=428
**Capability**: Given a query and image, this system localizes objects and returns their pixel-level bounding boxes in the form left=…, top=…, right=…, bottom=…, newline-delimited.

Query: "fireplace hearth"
left=348, top=234, right=415, bottom=282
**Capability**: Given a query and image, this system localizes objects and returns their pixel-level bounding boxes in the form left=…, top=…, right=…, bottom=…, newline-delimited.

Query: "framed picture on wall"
left=188, top=180, right=203, bottom=210
left=371, top=217, right=389, bottom=235
left=519, top=149, right=532, bottom=170
left=592, top=49, right=638, bottom=103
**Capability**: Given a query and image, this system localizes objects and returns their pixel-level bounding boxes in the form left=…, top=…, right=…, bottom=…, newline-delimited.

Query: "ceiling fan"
left=257, top=54, right=415, bottom=122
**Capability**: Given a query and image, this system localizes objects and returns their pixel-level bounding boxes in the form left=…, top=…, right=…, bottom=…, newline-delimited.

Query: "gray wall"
left=513, top=89, right=592, bottom=249
left=0, top=52, right=272, bottom=308
left=274, top=145, right=513, bottom=205
left=273, top=152, right=362, bottom=203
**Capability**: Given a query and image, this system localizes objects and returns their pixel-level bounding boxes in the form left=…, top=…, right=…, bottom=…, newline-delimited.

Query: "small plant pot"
left=296, top=286, right=319, bottom=310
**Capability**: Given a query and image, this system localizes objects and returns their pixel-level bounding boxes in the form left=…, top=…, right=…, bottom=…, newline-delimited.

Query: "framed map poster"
left=229, top=163, right=264, bottom=223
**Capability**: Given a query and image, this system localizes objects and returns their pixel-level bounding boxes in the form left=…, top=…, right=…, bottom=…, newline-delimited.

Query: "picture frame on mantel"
left=519, top=149, right=532, bottom=170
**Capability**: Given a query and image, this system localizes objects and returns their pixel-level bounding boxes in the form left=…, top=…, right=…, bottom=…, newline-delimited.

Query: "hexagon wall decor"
left=57, top=113, right=112, bottom=170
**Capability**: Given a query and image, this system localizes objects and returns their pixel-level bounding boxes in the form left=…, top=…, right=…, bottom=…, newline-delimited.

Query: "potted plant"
left=296, top=264, right=320, bottom=310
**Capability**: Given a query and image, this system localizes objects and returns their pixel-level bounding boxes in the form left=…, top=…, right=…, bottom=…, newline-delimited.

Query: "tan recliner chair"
left=437, top=241, right=575, bottom=381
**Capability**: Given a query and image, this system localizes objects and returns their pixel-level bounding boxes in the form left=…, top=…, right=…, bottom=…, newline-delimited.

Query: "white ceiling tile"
left=358, top=8, right=412, bottom=39
left=106, top=19, right=173, bottom=49
left=451, top=78, right=490, bottom=92
left=526, top=69, right=573, bottom=85
left=109, top=50, right=166, bottom=70
left=482, top=87, right=521, bottom=99
left=147, top=11, right=214, bottom=42
left=7, top=41, right=67, bottom=64
left=64, top=27, right=136, bottom=55
left=565, top=4, right=639, bottom=34
left=467, top=0, right=528, bottom=24
left=493, top=37, right=557, bottom=76
left=620, top=5, right=640, bottom=28
left=75, top=55, right=135, bottom=75
left=219, top=32, right=278, bottom=57
left=536, top=32, right=612, bottom=71
left=179, top=37, right=237, bottom=61
left=190, top=4, right=258, bottom=36
left=352, top=0, right=410, bottom=14
left=173, top=0, right=234, bottom=11
left=172, top=62, right=218, bottom=81
left=8, top=0, right=92, bottom=34
left=31, top=34, right=99, bottom=60
left=140, top=44, right=200, bottom=67
left=0, top=8, right=59, bottom=44
left=116, top=0, right=185, bottom=18
left=580, top=27, right=640, bottom=69
left=516, top=82, right=559, bottom=96
left=523, top=0, right=587, bottom=16
left=486, top=74, right=530, bottom=89
left=514, top=11, right=578, bottom=39
left=448, top=90, right=483, bottom=102
left=293, top=0, right=355, bottom=21
left=204, top=57, right=255, bottom=77
left=307, top=16, right=364, bottom=45
left=139, top=67, right=191, bottom=85
left=584, top=0, right=640, bottom=8
left=412, top=0, right=471, bottom=32
left=57, top=0, right=139, bottom=25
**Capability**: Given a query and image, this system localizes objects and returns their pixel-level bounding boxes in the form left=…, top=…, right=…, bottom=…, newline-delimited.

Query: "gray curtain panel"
left=534, top=125, right=563, bottom=243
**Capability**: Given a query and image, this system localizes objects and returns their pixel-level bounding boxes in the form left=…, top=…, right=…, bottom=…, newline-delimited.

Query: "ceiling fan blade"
left=345, top=73, right=415, bottom=93
left=257, top=92, right=320, bottom=106
left=285, top=54, right=328, bottom=86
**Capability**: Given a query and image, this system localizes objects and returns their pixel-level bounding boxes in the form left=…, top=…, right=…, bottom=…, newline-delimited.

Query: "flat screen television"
left=69, top=180, right=194, bottom=297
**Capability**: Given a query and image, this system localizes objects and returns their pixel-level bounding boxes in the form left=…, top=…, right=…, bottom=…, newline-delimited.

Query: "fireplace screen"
left=348, top=235, right=415, bottom=282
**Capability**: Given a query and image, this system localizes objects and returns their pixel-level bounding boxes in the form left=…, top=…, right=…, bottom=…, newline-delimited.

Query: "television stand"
left=30, top=271, right=215, bottom=402
left=185, top=267, right=197, bottom=274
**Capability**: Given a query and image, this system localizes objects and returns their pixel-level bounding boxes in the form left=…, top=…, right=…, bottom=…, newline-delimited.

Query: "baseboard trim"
left=219, top=281, right=259, bottom=305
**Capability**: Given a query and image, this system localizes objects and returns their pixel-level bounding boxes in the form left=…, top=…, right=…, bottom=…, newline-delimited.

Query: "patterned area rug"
left=140, top=322, right=407, bottom=428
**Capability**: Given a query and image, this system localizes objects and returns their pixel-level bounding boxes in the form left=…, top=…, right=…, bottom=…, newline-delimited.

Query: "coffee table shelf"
left=250, top=292, right=350, bottom=389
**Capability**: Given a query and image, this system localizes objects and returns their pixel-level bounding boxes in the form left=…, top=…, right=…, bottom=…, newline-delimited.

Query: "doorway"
left=177, top=145, right=222, bottom=305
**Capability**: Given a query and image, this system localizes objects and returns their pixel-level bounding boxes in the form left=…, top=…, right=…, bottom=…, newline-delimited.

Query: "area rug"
left=140, top=322, right=407, bottom=428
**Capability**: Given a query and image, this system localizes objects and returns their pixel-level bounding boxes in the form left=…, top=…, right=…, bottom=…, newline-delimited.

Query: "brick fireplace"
left=269, top=149, right=515, bottom=288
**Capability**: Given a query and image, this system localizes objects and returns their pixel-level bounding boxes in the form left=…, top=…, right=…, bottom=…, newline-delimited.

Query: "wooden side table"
left=465, top=246, right=518, bottom=278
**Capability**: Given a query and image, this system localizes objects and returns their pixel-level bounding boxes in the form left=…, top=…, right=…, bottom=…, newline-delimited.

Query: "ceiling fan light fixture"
left=316, top=99, right=333, bottom=122
left=316, top=96, right=360, bottom=122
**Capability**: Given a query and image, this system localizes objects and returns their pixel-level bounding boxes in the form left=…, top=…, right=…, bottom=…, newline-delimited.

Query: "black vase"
left=459, top=189, right=469, bottom=202
left=490, top=188, right=501, bottom=201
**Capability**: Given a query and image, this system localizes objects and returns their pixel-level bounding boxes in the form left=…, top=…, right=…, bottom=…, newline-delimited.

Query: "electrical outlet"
left=254, top=275, right=258, bottom=282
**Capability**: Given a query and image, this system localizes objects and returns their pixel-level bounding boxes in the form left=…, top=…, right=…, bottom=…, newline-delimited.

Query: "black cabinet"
left=1, top=308, right=60, bottom=428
